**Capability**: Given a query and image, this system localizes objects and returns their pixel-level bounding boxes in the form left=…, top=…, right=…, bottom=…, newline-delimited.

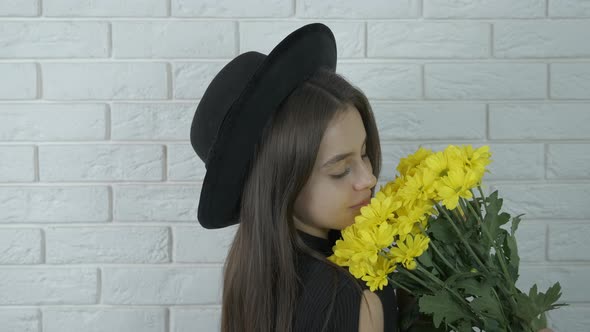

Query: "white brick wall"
left=0, top=0, right=588, bottom=331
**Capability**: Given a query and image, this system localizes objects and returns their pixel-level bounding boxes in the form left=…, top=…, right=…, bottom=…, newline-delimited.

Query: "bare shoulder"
left=358, top=289, right=384, bottom=332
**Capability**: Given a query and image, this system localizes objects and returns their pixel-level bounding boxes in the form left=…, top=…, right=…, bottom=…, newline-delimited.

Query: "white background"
left=1, top=0, right=589, bottom=331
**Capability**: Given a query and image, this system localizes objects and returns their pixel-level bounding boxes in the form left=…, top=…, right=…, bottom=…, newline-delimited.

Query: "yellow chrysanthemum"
left=389, top=233, right=431, bottom=270
left=330, top=144, right=493, bottom=292
left=361, top=255, right=397, bottom=292
left=354, top=191, right=401, bottom=225
left=458, top=145, right=492, bottom=182
left=434, top=168, right=479, bottom=210
left=397, top=168, right=437, bottom=208
left=423, top=147, right=463, bottom=179
left=397, top=146, right=433, bottom=177
left=379, top=175, right=406, bottom=197
left=330, top=221, right=396, bottom=270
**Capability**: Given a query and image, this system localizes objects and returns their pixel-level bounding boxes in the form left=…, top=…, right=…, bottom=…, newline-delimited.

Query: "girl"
left=190, top=23, right=554, bottom=332
left=191, top=23, right=395, bottom=331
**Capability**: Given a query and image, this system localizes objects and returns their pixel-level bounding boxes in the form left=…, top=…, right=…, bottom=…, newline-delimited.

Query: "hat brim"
left=197, top=23, right=337, bottom=229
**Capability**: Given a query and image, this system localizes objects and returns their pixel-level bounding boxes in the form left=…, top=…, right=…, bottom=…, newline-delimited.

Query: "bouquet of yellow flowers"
left=328, top=145, right=566, bottom=331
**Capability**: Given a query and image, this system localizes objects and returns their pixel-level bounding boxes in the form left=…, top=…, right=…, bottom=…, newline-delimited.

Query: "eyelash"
left=332, top=153, right=370, bottom=179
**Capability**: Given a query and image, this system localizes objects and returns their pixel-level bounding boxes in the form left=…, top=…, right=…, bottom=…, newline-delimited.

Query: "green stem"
left=477, top=185, right=486, bottom=206
left=386, top=276, right=413, bottom=294
left=418, top=224, right=458, bottom=274
left=460, top=196, right=519, bottom=311
left=469, top=188, right=484, bottom=220
left=461, top=197, right=515, bottom=287
left=435, top=203, right=489, bottom=273
left=491, top=287, right=513, bottom=332
left=398, top=268, right=438, bottom=293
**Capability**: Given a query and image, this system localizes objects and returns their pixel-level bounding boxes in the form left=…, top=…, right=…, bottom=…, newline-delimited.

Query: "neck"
left=293, top=217, right=328, bottom=239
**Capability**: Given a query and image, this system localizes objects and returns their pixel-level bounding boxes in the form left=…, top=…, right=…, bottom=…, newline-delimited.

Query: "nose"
left=354, top=162, right=377, bottom=191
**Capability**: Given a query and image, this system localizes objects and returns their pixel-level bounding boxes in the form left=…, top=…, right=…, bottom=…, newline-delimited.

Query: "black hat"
left=190, top=23, right=337, bottom=229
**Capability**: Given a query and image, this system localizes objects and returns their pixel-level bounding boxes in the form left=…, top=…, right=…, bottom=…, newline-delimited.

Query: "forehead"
left=316, top=106, right=366, bottom=160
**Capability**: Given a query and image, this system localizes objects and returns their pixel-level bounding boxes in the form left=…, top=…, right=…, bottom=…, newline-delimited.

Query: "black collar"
left=297, top=229, right=340, bottom=257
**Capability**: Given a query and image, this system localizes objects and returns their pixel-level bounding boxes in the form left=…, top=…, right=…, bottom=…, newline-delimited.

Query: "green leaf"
left=482, top=318, right=502, bottom=332
left=510, top=213, right=524, bottom=236
left=531, top=312, right=548, bottom=332
left=514, top=290, right=536, bottom=323
left=417, top=249, right=434, bottom=268
left=469, top=288, right=504, bottom=324
left=428, top=218, right=458, bottom=243
left=514, top=282, right=567, bottom=324
left=504, top=233, right=520, bottom=283
left=455, top=278, right=491, bottom=297
left=419, top=290, right=465, bottom=328
left=455, top=319, right=474, bottom=332
left=531, top=282, right=565, bottom=312
left=481, top=191, right=511, bottom=250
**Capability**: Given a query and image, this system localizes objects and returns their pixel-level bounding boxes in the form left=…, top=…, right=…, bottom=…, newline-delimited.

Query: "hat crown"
left=190, top=51, right=266, bottom=165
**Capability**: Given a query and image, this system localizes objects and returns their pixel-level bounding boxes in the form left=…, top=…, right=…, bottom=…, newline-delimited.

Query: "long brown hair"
left=220, top=67, right=382, bottom=332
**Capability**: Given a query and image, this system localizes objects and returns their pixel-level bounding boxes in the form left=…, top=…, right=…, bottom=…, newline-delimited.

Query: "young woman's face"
left=293, top=105, right=377, bottom=239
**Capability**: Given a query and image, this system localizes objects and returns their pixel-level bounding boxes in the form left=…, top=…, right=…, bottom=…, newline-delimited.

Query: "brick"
left=0, top=146, right=35, bottom=182
left=480, top=144, right=544, bottom=181
left=488, top=184, right=590, bottom=219
left=0, top=104, right=106, bottom=141
left=548, top=144, right=590, bottom=179
left=46, top=226, right=169, bottom=263
left=0, top=186, right=110, bottom=223
left=424, top=0, right=545, bottom=18
left=240, top=21, right=364, bottom=58
left=549, top=0, right=590, bottom=17
left=39, top=144, right=164, bottom=181
left=111, top=103, right=193, bottom=140
left=172, top=0, right=292, bottom=17
left=43, top=308, right=166, bottom=332
left=0, top=268, right=98, bottom=304
left=0, top=63, right=37, bottom=100
left=0, top=22, right=108, bottom=58
left=167, top=143, right=206, bottom=181
left=551, top=63, right=590, bottom=99
left=173, top=62, right=226, bottom=99
left=518, top=265, right=590, bottom=303
left=113, top=184, right=199, bottom=222
left=44, top=0, right=167, bottom=17
left=547, top=305, right=590, bottom=331
left=548, top=223, right=590, bottom=261
left=0, top=0, right=38, bottom=16
left=337, top=63, right=422, bottom=100
left=495, top=20, right=590, bottom=57
left=43, top=63, right=168, bottom=100
left=297, top=0, right=420, bottom=18
left=371, top=103, right=486, bottom=140
left=174, top=225, right=236, bottom=263
left=489, top=103, right=590, bottom=139
left=171, top=307, right=221, bottom=332
left=102, top=266, right=222, bottom=304
left=514, top=223, right=546, bottom=262
left=0, top=309, right=40, bottom=332
left=113, top=21, right=236, bottom=58
left=368, top=22, right=490, bottom=58
left=0, top=228, right=42, bottom=264
left=425, top=63, right=546, bottom=99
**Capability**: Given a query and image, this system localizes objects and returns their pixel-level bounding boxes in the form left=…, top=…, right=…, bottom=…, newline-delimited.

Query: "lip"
left=350, top=198, right=371, bottom=209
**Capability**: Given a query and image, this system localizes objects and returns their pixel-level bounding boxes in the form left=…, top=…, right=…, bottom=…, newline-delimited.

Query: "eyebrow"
left=321, top=136, right=367, bottom=169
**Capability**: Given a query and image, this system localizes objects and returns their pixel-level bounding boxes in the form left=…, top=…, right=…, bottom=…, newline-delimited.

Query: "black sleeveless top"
left=294, top=230, right=399, bottom=331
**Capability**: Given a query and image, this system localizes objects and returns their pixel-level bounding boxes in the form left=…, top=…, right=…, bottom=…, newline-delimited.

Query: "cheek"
left=312, top=182, right=357, bottom=227
left=295, top=180, right=353, bottom=228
